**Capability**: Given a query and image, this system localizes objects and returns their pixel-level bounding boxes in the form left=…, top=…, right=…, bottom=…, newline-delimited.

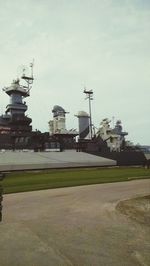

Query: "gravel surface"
left=0, top=179, right=150, bottom=266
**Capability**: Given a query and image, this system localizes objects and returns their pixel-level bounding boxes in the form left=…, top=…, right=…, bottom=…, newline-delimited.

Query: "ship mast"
left=83, top=89, right=93, bottom=139
left=21, top=60, right=34, bottom=93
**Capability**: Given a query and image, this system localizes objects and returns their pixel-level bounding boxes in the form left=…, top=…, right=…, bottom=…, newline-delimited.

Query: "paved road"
left=0, top=179, right=150, bottom=266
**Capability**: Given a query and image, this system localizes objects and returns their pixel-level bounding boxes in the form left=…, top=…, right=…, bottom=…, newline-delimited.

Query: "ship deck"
left=0, top=150, right=116, bottom=171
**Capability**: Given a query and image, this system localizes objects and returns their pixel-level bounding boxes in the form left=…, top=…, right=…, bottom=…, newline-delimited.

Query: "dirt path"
left=0, top=179, right=150, bottom=266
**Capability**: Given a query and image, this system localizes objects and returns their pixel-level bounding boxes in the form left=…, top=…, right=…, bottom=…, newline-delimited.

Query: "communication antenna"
left=17, top=65, right=28, bottom=79
left=21, top=59, right=34, bottom=91
left=83, top=88, right=93, bottom=139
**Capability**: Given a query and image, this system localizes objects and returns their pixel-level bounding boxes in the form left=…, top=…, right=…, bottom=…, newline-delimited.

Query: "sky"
left=0, top=0, right=150, bottom=145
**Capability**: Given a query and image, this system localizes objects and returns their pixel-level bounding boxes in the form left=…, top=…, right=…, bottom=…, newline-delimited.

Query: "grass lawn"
left=2, top=167, right=150, bottom=194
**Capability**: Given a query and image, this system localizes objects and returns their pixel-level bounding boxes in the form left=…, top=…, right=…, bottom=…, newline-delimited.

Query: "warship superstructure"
left=0, top=64, right=146, bottom=165
left=48, top=105, right=78, bottom=149
left=0, top=74, right=33, bottom=132
left=0, top=64, right=33, bottom=148
left=96, top=118, right=128, bottom=152
left=0, top=63, right=50, bottom=150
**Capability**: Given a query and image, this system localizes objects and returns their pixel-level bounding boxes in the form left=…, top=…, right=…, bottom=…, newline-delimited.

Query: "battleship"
left=0, top=63, right=147, bottom=167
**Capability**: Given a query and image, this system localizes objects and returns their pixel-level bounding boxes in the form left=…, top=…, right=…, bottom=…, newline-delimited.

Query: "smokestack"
left=75, top=111, right=90, bottom=139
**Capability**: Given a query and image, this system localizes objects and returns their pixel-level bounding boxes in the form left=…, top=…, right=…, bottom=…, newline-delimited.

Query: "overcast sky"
left=0, top=0, right=150, bottom=145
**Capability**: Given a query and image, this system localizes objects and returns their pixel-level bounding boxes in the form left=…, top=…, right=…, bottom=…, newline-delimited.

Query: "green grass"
left=2, top=167, right=150, bottom=194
